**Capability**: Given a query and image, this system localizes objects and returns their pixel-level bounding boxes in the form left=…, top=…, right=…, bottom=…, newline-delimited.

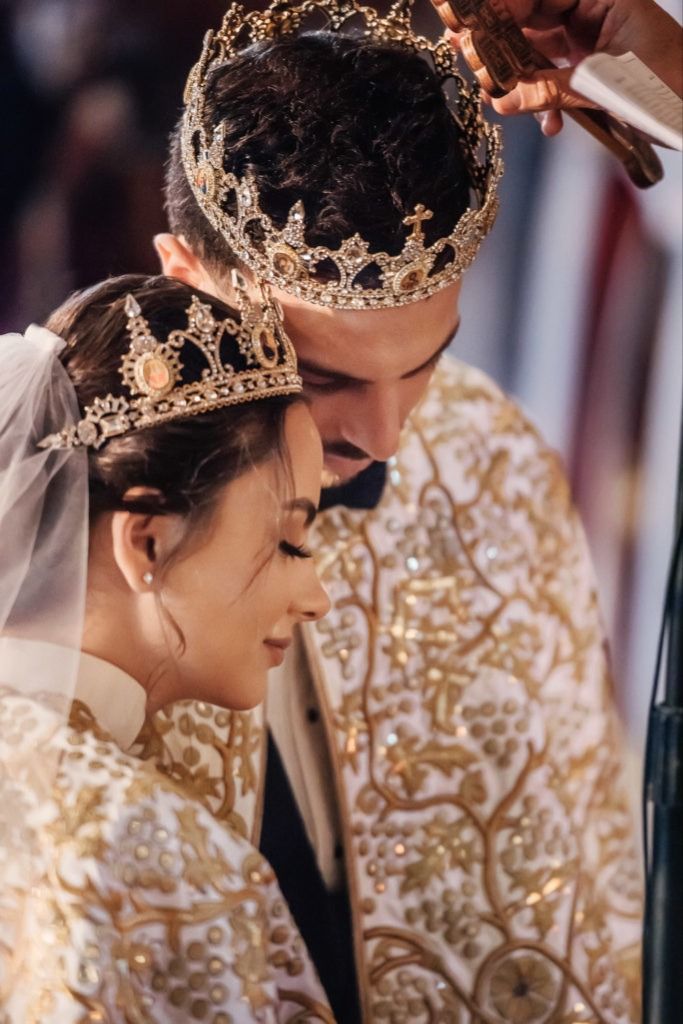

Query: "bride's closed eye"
left=279, top=539, right=313, bottom=559
left=279, top=497, right=317, bottom=560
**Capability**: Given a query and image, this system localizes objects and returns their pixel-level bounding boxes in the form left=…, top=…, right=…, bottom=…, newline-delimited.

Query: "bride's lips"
left=263, top=636, right=292, bottom=666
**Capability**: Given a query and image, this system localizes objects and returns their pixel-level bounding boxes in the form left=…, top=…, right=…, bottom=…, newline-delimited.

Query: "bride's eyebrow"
left=284, top=498, right=317, bottom=525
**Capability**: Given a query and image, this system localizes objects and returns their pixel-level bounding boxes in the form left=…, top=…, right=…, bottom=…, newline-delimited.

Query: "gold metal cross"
left=403, top=204, right=433, bottom=242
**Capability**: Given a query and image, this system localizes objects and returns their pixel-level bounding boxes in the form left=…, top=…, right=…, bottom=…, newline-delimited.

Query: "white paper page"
left=571, top=52, right=683, bottom=150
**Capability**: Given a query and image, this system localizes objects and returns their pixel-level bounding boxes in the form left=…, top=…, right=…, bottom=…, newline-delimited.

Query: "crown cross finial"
left=403, top=204, right=433, bottom=243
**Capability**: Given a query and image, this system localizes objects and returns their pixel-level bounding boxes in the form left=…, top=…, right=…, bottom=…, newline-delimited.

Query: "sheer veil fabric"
left=0, top=326, right=88, bottom=892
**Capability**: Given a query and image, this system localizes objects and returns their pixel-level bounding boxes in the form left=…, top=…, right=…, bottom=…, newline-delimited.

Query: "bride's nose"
left=293, top=563, right=330, bottom=622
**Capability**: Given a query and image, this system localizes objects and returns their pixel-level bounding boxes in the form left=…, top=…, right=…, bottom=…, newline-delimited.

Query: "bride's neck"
left=82, top=557, right=180, bottom=716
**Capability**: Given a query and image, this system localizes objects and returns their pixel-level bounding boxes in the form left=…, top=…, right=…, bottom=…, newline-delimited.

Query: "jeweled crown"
left=39, top=284, right=301, bottom=451
left=181, top=0, right=503, bottom=310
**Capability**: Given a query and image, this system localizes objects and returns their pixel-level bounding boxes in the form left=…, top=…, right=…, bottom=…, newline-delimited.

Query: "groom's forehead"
left=274, top=282, right=462, bottom=378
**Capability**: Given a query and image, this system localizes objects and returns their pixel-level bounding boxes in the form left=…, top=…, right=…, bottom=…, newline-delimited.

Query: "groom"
left=148, top=2, right=641, bottom=1021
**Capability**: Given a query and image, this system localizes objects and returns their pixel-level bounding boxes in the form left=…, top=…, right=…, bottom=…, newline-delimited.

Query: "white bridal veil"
left=0, top=325, right=88, bottom=890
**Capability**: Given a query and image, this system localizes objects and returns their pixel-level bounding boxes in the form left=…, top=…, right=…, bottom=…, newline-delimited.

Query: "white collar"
left=0, top=637, right=147, bottom=750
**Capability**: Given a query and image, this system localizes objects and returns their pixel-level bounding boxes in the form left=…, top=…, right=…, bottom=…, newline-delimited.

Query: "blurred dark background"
left=0, top=0, right=233, bottom=327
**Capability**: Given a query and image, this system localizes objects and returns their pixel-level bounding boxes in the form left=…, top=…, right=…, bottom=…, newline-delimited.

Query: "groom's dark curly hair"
left=164, top=31, right=472, bottom=276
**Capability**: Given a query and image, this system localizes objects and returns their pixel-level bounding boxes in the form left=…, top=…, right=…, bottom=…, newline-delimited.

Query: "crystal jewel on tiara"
left=38, top=286, right=302, bottom=451
left=180, top=0, right=503, bottom=311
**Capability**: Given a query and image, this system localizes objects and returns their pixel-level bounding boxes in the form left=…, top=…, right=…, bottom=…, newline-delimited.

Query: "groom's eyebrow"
left=285, top=498, right=317, bottom=525
left=297, top=320, right=460, bottom=385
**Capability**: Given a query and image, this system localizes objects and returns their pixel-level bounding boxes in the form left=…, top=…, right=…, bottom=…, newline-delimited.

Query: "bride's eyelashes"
left=279, top=539, right=313, bottom=559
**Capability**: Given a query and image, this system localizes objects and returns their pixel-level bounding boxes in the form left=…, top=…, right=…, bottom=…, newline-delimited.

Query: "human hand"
left=444, top=0, right=683, bottom=136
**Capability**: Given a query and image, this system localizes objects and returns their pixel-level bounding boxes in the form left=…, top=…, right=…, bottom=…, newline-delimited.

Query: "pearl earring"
left=142, top=571, right=154, bottom=586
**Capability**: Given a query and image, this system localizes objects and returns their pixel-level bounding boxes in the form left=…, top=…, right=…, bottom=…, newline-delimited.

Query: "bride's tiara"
left=38, top=283, right=301, bottom=451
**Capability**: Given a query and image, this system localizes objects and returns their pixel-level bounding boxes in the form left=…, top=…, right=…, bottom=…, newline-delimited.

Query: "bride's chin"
left=217, top=666, right=268, bottom=712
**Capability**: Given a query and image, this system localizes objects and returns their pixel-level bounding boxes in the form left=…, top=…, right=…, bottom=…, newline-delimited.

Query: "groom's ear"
left=154, top=233, right=214, bottom=291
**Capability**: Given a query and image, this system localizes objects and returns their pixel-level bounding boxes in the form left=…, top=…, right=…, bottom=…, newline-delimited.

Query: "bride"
left=0, top=274, right=333, bottom=1022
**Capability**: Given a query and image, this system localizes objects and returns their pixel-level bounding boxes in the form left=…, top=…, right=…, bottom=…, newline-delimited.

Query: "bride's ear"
left=110, top=488, right=184, bottom=593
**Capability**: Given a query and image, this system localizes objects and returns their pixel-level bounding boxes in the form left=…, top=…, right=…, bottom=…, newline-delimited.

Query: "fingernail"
left=536, top=112, right=551, bottom=134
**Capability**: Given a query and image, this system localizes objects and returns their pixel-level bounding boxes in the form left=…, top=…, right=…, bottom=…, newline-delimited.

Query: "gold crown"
left=38, top=283, right=302, bottom=451
left=181, top=0, right=503, bottom=310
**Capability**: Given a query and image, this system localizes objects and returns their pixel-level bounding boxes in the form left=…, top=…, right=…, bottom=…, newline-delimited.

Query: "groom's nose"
left=341, top=382, right=403, bottom=463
